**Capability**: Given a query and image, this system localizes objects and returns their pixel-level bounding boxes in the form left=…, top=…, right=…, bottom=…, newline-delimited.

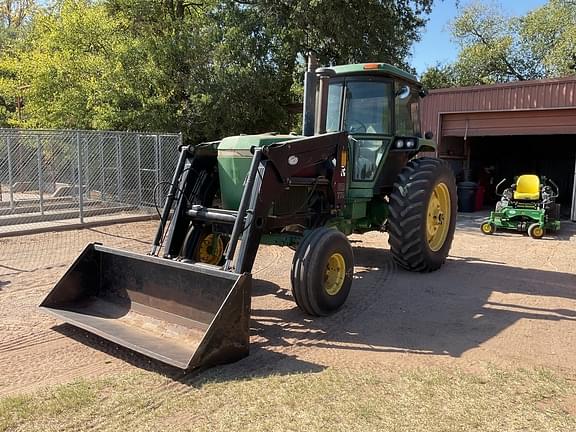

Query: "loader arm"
left=158, top=131, right=349, bottom=273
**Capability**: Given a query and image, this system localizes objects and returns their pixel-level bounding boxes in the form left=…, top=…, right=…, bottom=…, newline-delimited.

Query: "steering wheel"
left=346, top=119, right=367, bottom=134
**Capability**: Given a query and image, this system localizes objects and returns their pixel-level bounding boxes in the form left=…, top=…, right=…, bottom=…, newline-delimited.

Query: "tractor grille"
left=272, top=186, right=311, bottom=216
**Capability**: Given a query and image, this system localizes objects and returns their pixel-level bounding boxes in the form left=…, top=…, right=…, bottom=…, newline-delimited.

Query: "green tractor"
left=41, top=61, right=457, bottom=370
left=481, top=174, right=561, bottom=239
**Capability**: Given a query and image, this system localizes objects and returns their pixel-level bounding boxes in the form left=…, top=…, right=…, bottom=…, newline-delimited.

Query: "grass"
left=0, top=380, right=97, bottom=431
left=1, top=365, right=575, bottom=432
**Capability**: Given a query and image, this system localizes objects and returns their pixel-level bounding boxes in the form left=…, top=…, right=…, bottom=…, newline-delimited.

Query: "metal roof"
left=421, top=75, right=576, bottom=138
left=330, top=63, right=420, bottom=84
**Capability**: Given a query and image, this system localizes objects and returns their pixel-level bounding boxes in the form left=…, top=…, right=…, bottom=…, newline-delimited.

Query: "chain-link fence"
left=0, top=129, right=181, bottom=236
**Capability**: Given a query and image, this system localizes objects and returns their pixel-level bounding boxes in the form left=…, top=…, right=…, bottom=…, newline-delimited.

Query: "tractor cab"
left=305, top=63, right=433, bottom=187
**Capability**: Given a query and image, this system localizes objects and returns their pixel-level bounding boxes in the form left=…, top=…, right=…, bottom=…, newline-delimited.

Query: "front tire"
left=388, top=157, right=457, bottom=272
left=481, top=221, right=495, bottom=235
left=291, top=227, right=354, bottom=316
left=528, top=223, right=544, bottom=239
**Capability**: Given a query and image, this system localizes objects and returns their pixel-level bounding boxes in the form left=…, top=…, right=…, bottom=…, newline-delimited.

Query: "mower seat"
left=513, top=175, right=540, bottom=201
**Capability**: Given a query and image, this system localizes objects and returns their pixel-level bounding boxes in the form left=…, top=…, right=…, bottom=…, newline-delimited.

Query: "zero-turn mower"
left=480, top=174, right=561, bottom=239
left=40, top=60, right=457, bottom=370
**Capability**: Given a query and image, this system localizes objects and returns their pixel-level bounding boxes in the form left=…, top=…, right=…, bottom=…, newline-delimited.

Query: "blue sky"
left=411, top=0, right=548, bottom=76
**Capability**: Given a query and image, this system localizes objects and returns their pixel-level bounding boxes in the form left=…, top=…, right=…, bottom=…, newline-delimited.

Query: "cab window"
left=326, top=83, right=343, bottom=133
left=344, top=81, right=392, bottom=135
left=395, top=82, right=421, bottom=136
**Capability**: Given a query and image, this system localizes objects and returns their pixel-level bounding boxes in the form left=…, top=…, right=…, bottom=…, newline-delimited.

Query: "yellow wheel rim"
left=324, top=253, right=346, bottom=296
left=196, top=234, right=224, bottom=265
left=427, top=182, right=451, bottom=252
left=532, top=226, right=544, bottom=237
left=481, top=223, right=492, bottom=234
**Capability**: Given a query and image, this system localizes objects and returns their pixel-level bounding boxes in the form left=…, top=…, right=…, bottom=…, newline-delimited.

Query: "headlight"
left=393, top=137, right=417, bottom=149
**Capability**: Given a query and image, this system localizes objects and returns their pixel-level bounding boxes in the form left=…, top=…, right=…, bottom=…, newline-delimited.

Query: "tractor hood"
left=217, top=133, right=300, bottom=210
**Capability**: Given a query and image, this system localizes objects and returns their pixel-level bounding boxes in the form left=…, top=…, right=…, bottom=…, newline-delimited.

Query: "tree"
left=420, top=63, right=458, bottom=89
left=0, top=0, right=436, bottom=140
left=1, top=0, right=36, bottom=28
left=1, top=1, right=145, bottom=129
left=230, top=0, right=434, bottom=67
left=0, top=0, right=37, bottom=125
left=520, top=0, right=576, bottom=77
left=421, top=0, right=576, bottom=88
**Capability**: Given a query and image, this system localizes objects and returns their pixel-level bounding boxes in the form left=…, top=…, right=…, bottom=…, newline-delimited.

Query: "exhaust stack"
left=302, top=54, right=318, bottom=136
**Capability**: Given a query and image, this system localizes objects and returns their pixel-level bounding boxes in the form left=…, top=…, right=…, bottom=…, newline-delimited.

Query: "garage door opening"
left=462, top=135, right=575, bottom=219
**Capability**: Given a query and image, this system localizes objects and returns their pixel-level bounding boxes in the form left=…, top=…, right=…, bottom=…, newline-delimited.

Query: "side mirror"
left=424, top=131, right=434, bottom=140
left=395, top=85, right=411, bottom=99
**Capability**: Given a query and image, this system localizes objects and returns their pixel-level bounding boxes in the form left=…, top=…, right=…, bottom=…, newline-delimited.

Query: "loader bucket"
left=40, top=244, right=251, bottom=370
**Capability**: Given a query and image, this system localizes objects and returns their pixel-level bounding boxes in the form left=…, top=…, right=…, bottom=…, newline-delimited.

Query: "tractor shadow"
left=250, top=245, right=576, bottom=360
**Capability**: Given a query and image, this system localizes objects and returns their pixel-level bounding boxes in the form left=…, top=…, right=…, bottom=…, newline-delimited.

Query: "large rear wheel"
left=181, top=225, right=227, bottom=265
left=291, top=227, right=354, bottom=316
left=388, top=157, right=457, bottom=272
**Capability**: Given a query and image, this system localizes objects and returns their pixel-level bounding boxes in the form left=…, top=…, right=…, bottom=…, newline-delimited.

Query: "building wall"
left=419, top=77, right=576, bottom=221
left=421, top=76, right=576, bottom=140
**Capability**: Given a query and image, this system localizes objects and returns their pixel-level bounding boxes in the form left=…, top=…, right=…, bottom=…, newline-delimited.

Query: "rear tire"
left=388, top=157, right=457, bottom=272
left=291, top=227, right=354, bottom=316
left=181, top=225, right=227, bottom=265
left=546, top=203, right=561, bottom=222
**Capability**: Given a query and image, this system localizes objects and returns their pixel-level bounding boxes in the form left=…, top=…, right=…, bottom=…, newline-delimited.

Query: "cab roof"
left=329, top=63, right=420, bottom=86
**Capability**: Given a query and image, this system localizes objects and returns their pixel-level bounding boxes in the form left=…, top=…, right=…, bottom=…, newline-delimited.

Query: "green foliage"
left=420, top=63, right=458, bottom=89
left=0, top=0, right=434, bottom=141
left=421, top=0, right=576, bottom=88
left=520, top=0, right=576, bottom=78
left=232, top=0, right=434, bottom=68
left=0, top=0, right=38, bottom=126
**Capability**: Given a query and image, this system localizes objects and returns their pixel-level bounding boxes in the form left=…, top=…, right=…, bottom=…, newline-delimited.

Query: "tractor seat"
left=513, top=175, right=540, bottom=201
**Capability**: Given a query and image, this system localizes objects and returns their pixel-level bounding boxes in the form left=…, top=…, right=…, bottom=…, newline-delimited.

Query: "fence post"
left=157, top=134, right=163, bottom=184
left=99, top=133, right=105, bottom=201
left=136, top=134, right=142, bottom=206
left=77, top=131, right=84, bottom=223
left=37, top=136, right=44, bottom=215
left=6, top=136, right=14, bottom=211
left=155, top=134, right=160, bottom=188
left=116, top=135, right=122, bottom=202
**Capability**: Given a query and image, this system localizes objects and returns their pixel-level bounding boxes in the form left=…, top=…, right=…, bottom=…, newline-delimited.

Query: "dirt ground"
left=1, top=218, right=575, bottom=397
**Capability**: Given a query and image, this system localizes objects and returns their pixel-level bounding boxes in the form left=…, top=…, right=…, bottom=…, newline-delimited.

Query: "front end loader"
left=41, top=61, right=457, bottom=370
